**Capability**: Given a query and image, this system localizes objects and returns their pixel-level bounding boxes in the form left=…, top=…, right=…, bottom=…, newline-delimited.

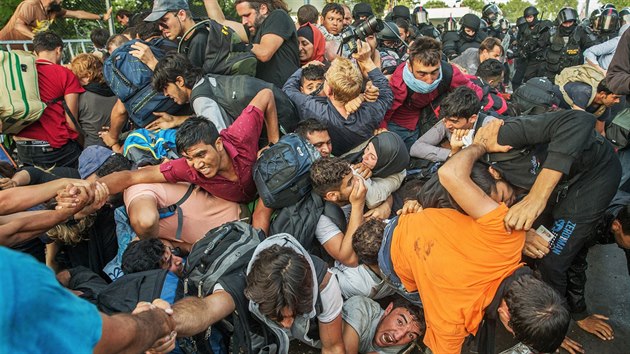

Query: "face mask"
left=402, top=62, right=442, bottom=93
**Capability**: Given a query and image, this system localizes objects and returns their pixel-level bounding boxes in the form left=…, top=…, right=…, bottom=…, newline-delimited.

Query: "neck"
left=329, top=97, right=349, bottom=118
left=36, top=51, right=59, bottom=64
left=217, top=147, right=238, bottom=181
left=182, top=19, right=197, bottom=39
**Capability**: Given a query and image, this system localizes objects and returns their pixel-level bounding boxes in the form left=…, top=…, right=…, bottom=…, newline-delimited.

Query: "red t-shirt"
left=159, top=105, right=264, bottom=203
left=17, top=59, right=84, bottom=148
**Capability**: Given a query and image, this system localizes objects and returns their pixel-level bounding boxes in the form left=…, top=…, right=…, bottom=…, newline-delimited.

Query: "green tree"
left=499, top=0, right=532, bottom=22
left=461, top=0, right=484, bottom=12
left=0, top=0, right=22, bottom=28
left=362, top=0, right=390, bottom=15
left=535, top=0, right=579, bottom=21
left=604, top=0, right=630, bottom=10
left=423, top=0, right=449, bottom=9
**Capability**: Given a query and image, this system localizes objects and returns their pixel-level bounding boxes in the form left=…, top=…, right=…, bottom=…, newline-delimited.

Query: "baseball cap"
left=78, top=145, right=115, bottom=179
left=144, top=0, right=190, bottom=22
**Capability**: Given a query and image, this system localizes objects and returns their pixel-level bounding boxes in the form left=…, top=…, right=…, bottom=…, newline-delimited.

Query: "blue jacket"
left=584, top=24, right=630, bottom=70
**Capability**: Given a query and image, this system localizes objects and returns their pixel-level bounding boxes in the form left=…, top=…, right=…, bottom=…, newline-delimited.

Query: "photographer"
left=283, top=40, right=393, bottom=156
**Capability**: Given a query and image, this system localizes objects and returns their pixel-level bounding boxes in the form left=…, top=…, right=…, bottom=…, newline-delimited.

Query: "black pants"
left=537, top=140, right=621, bottom=317
left=16, top=140, right=82, bottom=169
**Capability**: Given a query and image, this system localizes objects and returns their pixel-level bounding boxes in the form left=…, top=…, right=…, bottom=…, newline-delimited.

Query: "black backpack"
left=97, top=269, right=181, bottom=315
left=512, top=77, right=561, bottom=115
left=182, top=221, right=270, bottom=354
left=253, top=134, right=320, bottom=209
left=269, top=191, right=347, bottom=261
left=189, top=74, right=300, bottom=135
left=178, top=19, right=257, bottom=77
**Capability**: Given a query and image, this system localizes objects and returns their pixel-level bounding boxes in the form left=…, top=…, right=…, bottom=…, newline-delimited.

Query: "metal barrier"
left=1, top=39, right=96, bottom=62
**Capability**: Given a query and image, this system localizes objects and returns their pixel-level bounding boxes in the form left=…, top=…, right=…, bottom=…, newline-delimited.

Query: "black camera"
left=339, top=16, right=384, bottom=55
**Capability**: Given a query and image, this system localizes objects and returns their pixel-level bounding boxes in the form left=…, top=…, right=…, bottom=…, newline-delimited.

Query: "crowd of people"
left=1, top=0, right=630, bottom=353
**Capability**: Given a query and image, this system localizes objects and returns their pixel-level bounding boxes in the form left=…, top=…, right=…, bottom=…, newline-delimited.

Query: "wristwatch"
left=99, top=13, right=104, bottom=20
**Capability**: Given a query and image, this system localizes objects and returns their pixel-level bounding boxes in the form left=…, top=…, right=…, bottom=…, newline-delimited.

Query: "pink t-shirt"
left=124, top=182, right=241, bottom=245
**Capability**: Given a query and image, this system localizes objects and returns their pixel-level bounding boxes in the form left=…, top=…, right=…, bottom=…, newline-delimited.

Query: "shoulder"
left=342, top=295, right=382, bottom=324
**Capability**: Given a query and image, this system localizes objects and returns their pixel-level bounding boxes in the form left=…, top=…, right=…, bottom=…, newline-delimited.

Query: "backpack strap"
left=158, top=184, right=195, bottom=240
left=177, top=20, right=210, bottom=53
left=47, top=96, right=86, bottom=136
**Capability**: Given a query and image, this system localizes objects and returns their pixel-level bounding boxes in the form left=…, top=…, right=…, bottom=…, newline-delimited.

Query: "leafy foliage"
left=535, top=0, right=579, bottom=21
left=499, top=0, right=534, bottom=22
left=423, top=0, right=449, bottom=9
left=461, top=0, right=484, bottom=12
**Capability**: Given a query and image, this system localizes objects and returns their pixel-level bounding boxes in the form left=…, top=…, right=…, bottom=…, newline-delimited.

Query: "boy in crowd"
left=301, top=64, right=327, bottom=96
left=315, top=3, right=345, bottom=42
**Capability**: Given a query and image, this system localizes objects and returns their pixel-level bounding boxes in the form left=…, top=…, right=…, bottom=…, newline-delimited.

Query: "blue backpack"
left=123, top=128, right=179, bottom=166
left=104, top=38, right=181, bottom=127
left=253, top=134, right=320, bottom=209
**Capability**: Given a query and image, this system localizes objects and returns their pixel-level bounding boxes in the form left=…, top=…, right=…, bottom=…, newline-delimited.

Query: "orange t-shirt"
left=390, top=204, right=524, bottom=354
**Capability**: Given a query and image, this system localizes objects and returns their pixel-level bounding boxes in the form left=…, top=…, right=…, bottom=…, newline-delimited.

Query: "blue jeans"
left=387, top=122, right=419, bottom=152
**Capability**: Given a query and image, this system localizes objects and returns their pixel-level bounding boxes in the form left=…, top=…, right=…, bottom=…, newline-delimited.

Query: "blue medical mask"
left=402, top=62, right=443, bottom=93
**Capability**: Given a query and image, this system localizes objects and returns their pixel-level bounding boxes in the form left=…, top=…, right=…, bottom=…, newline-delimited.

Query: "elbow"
left=130, top=213, right=159, bottom=238
left=437, top=164, right=457, bottom=187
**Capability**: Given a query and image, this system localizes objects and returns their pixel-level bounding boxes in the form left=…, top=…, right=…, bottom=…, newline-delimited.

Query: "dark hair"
left=617, top=204, right=630, bottom=234
left=469, top=162, right=496, bottom=196
left=310, top=157, right=351, bottom=196
left=245, top=245, right=313, bottom=323
left=122, top=238, right=164, bottom=274
left=301, top=64, right=326, bottom=83
left=597, top=79, right=614, bottom=95
left=33, top=31, right=63, bottom=53
left=398, top=179, right=425, bottom=202
left=135, top=22, right=161, bottom=40
left=122, top=27, right=135, bottom=38
left=90, top=28, right=109, bottom=49
left=439, top=86, right=480, bottom=120
left=152, top=53, right=202, bottom=91
left=295, top=118, right=328, bottom=139
left=408, top=36, right=442, bottom=66
left=392, top=297, right=426, bottom=335
left=129, top=10, right=151, bottom=27
left=479, top=37, right=503, bottom=56
left=297, top=4, right=318, bottom=25
left=505, top=274, right=570, bottom=352
left=352, top=219, right=385, bottom=265
left=175, top=116, right=220, bottom=154
left=95, top=154, right=132, bottom=177
left=322, top=3, right=344, bottom=18
left=116, top=9, right=133, bottom=18
left=476, top=58, right=504, bottom=82
left=395, top=18, right=410, bottom=33
left=234, top=0, right=289, bottom=13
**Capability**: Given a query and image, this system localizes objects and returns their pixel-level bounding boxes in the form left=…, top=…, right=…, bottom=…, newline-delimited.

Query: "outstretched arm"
left=203, top=0, right=249, bottom=42
left=170, top=291, right=236, bottom=337
left=249, top=89, right=280, bottom=144
left=99, top=165, right=167, bottom=195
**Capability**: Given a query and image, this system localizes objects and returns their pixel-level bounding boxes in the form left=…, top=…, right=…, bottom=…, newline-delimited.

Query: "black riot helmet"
left=444, top=16, right=458, bottom=32
left=558, top=7, right=579, bottom=24
left=523, top=6, right=539, bottom=18
left=599, top=8, right=620, bottom=32
left=352, top=3, right=373, bottom=21
left=377, top=21, right=400, bottom=42
left=516, top=16, right=526, bottom=27
left=460, top=13, right=481, bottom=32
left=602, top=3, right=616, bottom=10
left=621, top=7, right=630, bottom=26
left=391, top=5, right=411, bottom=21
left=590, top=8, right=603, bottom=30
left=482, top=3, right=501, bottom=23
left=479, top=19, right=488, bottom=34
left=413, top=6, right=429, bottom=25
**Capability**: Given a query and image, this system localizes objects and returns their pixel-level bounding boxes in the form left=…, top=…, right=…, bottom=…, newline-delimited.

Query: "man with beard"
left=0, top=0, right=112, bottom=42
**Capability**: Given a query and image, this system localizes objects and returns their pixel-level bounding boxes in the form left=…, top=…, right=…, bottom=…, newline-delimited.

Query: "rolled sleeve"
left=159, top=158, right=196, bottom=184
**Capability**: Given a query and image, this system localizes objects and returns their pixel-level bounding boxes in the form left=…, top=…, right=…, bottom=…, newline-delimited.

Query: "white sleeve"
left=364, top=170, right=405, bottom=209
left=192, top=96, right=228, bottom=131
left=315, top=215, right=342, bottom=245
left=317, top=271, right=343, bottom=323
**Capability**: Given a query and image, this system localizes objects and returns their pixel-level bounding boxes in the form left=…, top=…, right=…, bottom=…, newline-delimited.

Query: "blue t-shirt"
left=0, top=247, right=102, bottom=353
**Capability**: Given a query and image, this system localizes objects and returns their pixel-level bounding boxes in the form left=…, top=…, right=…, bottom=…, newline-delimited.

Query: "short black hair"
left=392, top=296, right=426, bottom=335
left=617, top=204, right=630, bottom=234
left=295, top=118, right=328, bottom=139
left=116, top=9, right=133, bottom=18
left=322, top=3, right=344, bottom=18
left=395, top=18, right=410, bottom=33
left=470, top=162, right=496, bottom=196
left=33, top=31, right=63, bottom=53
left=135, top=21, right=161, bottom=40
left=439, top=86, right=480, bottom=120
left=175, top=116, right=220, bottom=154
left=95, top=154, right=133, bottom=177
left=90, top=28, right=110, bottom=49
left=152, top=53, right=201, bottom=92
left=301, top=64, right=326, bottom=83
left=122, top=238, right=164, bottom=274
left=476, top=58, right=504, bottom=82
left=597, top=79, right=614, bottom=95
left=297, top=4, right=318, bottom=25
left=505, top=274, right=570, bottom=352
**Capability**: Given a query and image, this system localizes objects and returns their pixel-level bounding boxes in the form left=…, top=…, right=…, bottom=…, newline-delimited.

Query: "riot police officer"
left=482, top=3, right=502, bottom=38
left=442, top=13, right=487, bottom=60
left=376, top=21, right=405, bottom=73
left=544, top=7, right=599, bottom=81
left=411, top=6, right=440, bottom=39
left=596, top=8, right=620, bottom=43
left=513, top=6, right=551, bottom=88
left=620, top=7, right=630, bottom=26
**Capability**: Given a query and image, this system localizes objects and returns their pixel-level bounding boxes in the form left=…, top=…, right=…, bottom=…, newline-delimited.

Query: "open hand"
left=397, top=200, right=422, bottom=216
left=577, top=314, right=614, bottom=341
left=130, top=42, right=158, bottom=70
left=558, top=336, right=584, bottom=354
left=146, top=112, right=179, bottom=131
left=504, top=194, right=546, bottom=231
left=473, top=120, right=512, bottom=153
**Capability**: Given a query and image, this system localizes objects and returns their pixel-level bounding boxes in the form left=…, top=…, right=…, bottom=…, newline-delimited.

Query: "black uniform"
left=512, top=20, right=552, bottom=87
left=544, top=23, right=598, bottom=80
left=416, top=23, right=440, bottom=39
left=566, top=190, right=630, bottom=320
left=441, top=30, right=487, bottom=60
